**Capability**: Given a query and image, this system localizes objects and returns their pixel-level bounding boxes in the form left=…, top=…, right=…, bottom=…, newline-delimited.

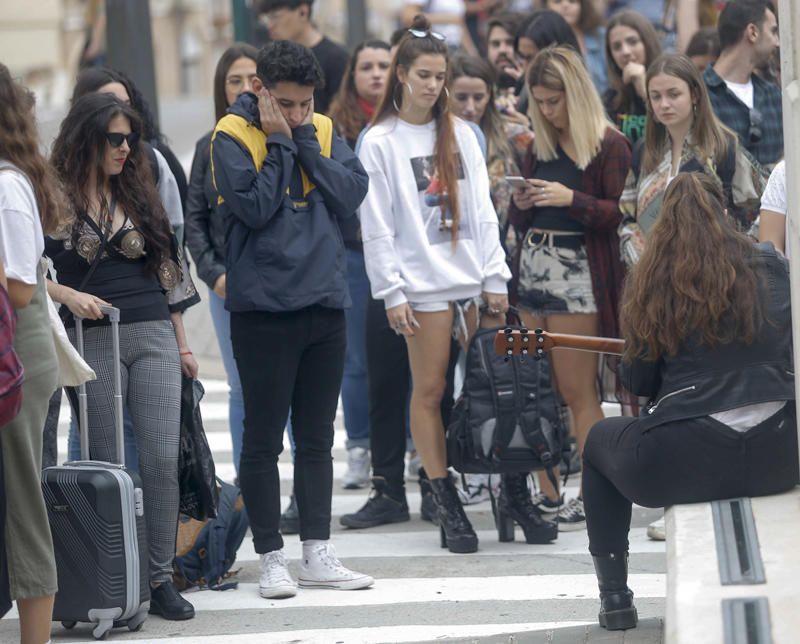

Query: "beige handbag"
left=45, top=287, right=96, bottom=387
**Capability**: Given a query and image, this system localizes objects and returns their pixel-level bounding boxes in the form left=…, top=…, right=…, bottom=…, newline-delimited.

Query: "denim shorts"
left=517, top=237, right=596, bottom=315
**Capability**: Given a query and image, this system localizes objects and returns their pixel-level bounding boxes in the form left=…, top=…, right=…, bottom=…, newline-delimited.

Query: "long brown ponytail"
left=373, top=14, right=462, bottom=242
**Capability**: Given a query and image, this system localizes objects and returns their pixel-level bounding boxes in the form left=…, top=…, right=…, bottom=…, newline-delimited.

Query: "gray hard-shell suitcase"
left=41, top=306, right=150, bottom=640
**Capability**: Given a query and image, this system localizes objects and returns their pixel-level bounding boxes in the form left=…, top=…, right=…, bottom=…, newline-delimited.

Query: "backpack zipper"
left=647, top=385, right=696, bottom=414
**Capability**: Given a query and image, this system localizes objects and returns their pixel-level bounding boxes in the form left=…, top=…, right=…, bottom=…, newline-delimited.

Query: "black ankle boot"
left=429, top=476, right=478, bottom=553
left=496, top=472, right=558, bottom=544
left=593, top=553, right=638, bottom=630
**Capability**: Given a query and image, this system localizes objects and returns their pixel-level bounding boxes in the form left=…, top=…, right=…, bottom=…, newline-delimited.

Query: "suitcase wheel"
left=61, top=621, right=77, bottom=630
left=92, top=619, right=113, bottom=640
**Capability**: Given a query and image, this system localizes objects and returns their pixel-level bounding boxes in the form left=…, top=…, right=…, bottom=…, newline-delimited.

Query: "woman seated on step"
left=581, top=171, right=798, bottom=632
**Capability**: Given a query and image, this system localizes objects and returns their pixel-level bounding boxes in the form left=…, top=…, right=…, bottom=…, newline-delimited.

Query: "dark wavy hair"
left=50, top=93, right=172, bottom=276
left=213, top=43, right=259, bottom=122
left=328, top=40, right=390, bottom=143
left=256, top=40, right=324, bottom=89
left=71, top=66, right=164, bottom=144
left=373, top=14, right=462, bottom=243
left=0, top=64, right=69, bottom=235
left=621, top=172, right=762, bottom=361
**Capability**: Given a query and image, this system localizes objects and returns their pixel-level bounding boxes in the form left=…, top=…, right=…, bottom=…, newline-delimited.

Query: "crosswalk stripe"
left=237, top=527, right=665, bottom=561
left=83, top=622, right=595, bottom=644
left=157, top=575, right=666, bottom=610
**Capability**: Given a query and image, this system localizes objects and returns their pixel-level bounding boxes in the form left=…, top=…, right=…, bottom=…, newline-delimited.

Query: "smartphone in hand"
left=506, top=176, right=529, bottom=191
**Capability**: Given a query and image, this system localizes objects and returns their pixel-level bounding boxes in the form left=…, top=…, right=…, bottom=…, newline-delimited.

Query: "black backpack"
left=446, top=324, right=567, bottom=483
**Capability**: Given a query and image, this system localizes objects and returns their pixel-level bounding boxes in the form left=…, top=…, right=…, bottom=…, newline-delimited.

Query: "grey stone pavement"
left=3, top=98, right=666, bottom=643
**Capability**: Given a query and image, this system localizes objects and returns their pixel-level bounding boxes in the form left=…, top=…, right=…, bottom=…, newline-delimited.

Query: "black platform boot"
left=429, top=476, right=478, bottom=553
left=495, top=472, right=558, bottom=544
left=593, top=552, right=639, bottom=630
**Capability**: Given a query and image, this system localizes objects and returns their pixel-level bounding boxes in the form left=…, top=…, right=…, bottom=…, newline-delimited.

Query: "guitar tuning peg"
left=521, top=334, right=529, bottom=343
left=503, top=327, right=513, bottom=335
left=520, top=327, right=529, bottom=334
left=506, top=334, right=514, bottom=343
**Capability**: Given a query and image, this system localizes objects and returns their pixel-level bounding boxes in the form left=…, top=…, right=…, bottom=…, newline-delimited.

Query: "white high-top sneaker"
left=258, top=549, right=297, bottom=599
left=298, top=542, right=374, bottom=590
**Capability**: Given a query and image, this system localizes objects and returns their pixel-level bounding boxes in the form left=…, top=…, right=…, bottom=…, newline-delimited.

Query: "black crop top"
left=46, top=213, right=199, bottom=327
left=530, top=147, right=585, bottom=233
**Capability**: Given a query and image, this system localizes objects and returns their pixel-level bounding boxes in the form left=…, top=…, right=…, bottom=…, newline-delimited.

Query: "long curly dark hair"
left=620, top=172, right=763, bottom=361
left=50, top=93, right=172, bottom=276
left=0, top=64, right=69, bottom=235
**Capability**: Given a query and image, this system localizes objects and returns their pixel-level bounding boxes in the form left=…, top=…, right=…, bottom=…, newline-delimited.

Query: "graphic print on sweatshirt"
left=410, top=154, right=472, bottom=245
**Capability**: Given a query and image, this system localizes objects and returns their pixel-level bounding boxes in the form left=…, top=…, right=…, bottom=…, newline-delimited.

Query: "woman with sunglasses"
left=618, top=54, right=765, bottom=268
left=184, top=43, right=258, bottom=479
left=46, top=92, right=200, bottom=621
left=508, top=46, right=632, bottom=532
left=359, top=15, right=511, bottom=553
left=602, top=11, right=662, bottom=145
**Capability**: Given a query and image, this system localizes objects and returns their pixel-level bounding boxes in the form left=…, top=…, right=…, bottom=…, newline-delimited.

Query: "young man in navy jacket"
left=211, top=40, right=371, bottom=599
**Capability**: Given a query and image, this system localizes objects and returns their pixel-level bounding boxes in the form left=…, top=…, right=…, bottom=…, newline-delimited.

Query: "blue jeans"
left=68, top=408, right=140, bottom=474
left=342, top=248, right=370, bottom=450
left=209, top=288, right=247, bottom=474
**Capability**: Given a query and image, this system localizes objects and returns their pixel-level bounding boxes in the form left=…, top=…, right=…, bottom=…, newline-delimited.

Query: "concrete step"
left=665, top=486, right=800, bottom=644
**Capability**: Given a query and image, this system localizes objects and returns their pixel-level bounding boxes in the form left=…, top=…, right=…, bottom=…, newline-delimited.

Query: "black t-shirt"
left=530, top=147, right=584, bottom=233
left=603, top=89, right=647, bottom=144
left=311, top=37, right=350, bottom=115
left=46, top=217, right=170, bottom=328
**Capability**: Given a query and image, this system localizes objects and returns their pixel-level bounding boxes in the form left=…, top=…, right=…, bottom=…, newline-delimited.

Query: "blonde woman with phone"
left=508, top=46, right=631, bottom=532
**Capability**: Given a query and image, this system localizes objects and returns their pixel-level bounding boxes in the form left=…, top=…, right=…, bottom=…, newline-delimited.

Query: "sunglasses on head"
left=407, top=28, right=446, bottom=42
left=105, top=132, right=140, bottom=148
left=748, top=108, right=763, bottom=145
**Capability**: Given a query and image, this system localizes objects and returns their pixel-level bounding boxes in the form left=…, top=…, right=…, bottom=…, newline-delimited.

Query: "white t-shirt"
left=0, top=161, right=45, bottom=285
left=724, top=78, right=754, bottom=109
left=407, top=0, right=464, bottom=48
left=760, top=160, right=789, bottom=259
left=358, top=116, right=510, bottom=308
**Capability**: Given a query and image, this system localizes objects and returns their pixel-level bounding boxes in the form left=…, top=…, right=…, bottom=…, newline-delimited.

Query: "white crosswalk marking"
left=1, top=378, right=666, bottom=643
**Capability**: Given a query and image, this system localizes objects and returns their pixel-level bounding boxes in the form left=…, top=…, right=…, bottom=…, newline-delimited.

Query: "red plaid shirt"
left=509, top=127, right=632, bottom=340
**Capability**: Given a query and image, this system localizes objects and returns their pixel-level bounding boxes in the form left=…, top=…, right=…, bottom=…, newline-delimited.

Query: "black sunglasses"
left=748, top=108, right=762, bottom=145
left=105, top=132, right=140, bottom=149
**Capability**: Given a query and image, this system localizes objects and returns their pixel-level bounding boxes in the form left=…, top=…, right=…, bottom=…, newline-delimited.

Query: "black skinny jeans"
left=582, top=404, right=799, bottom=556
left=231, top=305, right=345, bottom=554
left=365, top=295, right=458, bottom=491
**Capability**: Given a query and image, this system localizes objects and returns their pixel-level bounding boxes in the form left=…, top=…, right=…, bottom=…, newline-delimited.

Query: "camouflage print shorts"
left=517, top=242, right=597, bottom=315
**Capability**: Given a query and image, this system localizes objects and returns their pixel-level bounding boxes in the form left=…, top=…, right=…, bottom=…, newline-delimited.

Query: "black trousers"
left=231, top=305, right=345, bottom=553
left=582, top=404, right=799, bottom=556
left=365, top=295, right=458, bottom=490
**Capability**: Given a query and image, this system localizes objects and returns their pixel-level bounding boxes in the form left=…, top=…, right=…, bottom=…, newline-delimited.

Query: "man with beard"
left=485, top=11, right=530, bottom=128
left=703, top=0, right=782, bottom=168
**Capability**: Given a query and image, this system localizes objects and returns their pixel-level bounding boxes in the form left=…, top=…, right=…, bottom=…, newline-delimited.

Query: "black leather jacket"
left=622, top=243, right=794, bottom=431
left=184, top=131, right=226, bottom=289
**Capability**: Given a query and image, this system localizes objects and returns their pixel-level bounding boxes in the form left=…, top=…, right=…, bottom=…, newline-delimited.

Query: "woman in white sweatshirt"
left=359, top=14, right=511, bottom=554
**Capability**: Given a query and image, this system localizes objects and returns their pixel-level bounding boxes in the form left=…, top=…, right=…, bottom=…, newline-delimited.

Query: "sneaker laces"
left=558, top=497, right=584, bottom=520
left=309, top=543, right=347, bottom=573
left=261, top=550, right=292, bottom=584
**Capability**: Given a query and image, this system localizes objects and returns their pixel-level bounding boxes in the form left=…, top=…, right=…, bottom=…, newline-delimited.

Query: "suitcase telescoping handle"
left=74, top=305, right=125, bottom=466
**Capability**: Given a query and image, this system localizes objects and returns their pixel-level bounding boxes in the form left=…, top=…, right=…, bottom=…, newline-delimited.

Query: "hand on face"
left=257, top=89, right=292, bottom=138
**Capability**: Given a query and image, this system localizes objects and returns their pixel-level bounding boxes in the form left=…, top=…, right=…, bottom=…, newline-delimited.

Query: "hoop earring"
left=441, top=86, right=450, bottom=113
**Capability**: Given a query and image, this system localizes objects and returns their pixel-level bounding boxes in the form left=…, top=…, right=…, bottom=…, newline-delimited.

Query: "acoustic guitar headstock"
left=494, top=328, right=553, bottom=359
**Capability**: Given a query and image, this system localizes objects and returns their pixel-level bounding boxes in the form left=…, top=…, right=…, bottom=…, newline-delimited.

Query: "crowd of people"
left=0, top=0, right=797, bottom=640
